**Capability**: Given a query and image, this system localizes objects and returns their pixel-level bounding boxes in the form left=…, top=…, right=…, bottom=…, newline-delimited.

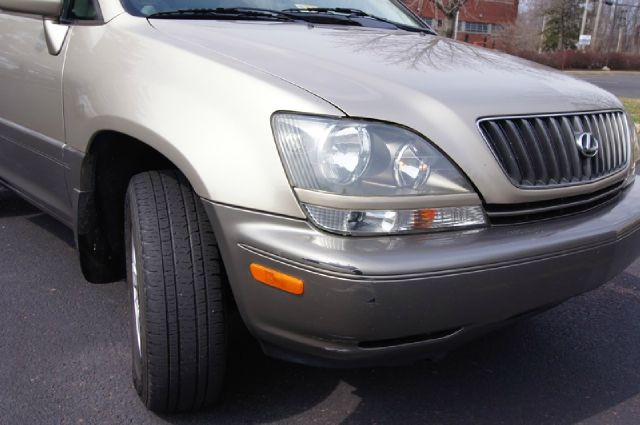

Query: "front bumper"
left=203, top=178, right=640, bottom=367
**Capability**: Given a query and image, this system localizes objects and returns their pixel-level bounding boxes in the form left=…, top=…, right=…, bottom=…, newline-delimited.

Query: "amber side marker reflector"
left=250, top=263, right=304, bottom=295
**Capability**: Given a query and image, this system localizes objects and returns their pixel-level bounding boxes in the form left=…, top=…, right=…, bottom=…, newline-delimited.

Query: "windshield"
left=122, top=0, right=424, bottom=29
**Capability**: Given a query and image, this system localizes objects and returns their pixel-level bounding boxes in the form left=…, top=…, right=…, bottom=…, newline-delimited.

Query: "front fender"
left=62, top=14, right=342, bottom=219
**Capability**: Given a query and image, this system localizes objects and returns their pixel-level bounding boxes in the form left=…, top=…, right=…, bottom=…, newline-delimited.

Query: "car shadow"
left=0, top=185, right=74, bottom=247
left=0, top=184, right=40, bottom=218
left=27, top=213, right=75, bottom=248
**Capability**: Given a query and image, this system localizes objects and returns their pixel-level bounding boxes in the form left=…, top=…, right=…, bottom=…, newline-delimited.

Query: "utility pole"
left=580, top=0, right=591, bottom=38
left=558, top=9, right=565, bottom=50
left=616, top=16, right=626, bottom=52
left=539, top=15, right=548, bottom=53
left=607, top=0, right=619, bottom=53
left=453, top=10, right=460, bottom=40
left=616, top=26, right=623, bottom=51
left=592, top=0, right=604, bottom=47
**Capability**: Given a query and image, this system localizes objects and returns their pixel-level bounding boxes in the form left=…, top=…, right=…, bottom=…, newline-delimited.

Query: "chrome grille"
left=478, top=111, right=631, bottom=188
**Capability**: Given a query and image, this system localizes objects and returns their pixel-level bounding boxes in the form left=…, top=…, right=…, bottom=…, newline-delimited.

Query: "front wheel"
left=125, top=170, right=228, bottom=413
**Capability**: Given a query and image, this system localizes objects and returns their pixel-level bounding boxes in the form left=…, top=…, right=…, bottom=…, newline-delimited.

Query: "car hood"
left=150, top=20, right=619, bottom=119
left=149, top=20, right=625, bottom=204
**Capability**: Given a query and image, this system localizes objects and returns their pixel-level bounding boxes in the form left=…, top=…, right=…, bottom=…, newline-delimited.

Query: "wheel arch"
left=73, top=128, right=204, bottom=283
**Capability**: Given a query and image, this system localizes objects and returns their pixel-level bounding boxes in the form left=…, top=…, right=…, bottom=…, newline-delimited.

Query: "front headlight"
left=272, top=113, right=486, bottom=235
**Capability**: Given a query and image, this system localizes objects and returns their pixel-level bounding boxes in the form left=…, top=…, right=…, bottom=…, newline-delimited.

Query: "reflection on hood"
left=151, top=20, right=619, bottom=118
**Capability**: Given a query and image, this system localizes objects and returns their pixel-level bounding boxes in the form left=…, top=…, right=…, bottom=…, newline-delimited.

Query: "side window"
left=66, top=0, right=99, bottom=21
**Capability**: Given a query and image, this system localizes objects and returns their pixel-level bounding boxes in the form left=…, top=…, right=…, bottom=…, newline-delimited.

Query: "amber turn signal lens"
left=413, top=208, right=438, bottom=229
left=250, top=263, right=304, bottom=295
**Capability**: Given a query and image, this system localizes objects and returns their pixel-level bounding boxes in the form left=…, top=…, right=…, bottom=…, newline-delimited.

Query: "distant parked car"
left=1, top=0, right=639, bottom=414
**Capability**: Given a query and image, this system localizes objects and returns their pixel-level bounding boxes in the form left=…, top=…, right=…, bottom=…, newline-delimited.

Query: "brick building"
left=402, top=0, right=520, bottom=48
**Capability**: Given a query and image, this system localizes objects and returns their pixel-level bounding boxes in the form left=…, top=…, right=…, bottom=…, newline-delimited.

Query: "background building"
left=403, top=0, right=520, bottom=48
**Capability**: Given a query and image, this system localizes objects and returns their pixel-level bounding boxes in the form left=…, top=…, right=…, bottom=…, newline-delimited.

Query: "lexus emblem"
left=576, top=132, right=599, bottom=158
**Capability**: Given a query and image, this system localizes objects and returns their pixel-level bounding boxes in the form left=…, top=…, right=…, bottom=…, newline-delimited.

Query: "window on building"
left=463, top=22, right=490, bottom=34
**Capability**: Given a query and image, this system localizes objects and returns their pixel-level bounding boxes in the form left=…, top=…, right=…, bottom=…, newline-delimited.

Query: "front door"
left=0, top=9, right=71, bottom=223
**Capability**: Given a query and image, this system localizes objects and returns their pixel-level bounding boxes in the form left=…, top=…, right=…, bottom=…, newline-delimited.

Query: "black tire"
left=124, top=170, right=228, bottom=414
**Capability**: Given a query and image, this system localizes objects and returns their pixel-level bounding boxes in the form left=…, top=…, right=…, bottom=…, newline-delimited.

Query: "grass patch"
left=622, top=98, right=640, bottom=125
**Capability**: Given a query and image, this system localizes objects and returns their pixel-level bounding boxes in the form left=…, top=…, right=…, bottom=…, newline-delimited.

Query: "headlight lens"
left=319, top=124, right=371, bottom=185
left=394, top=144, right=431, bottom=189
left=272, top=113, right=474, bottom=196
left=272, top=113, right=486, bottom=235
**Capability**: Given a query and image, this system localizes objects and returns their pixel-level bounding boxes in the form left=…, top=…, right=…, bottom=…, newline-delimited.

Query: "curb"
left=566, top=70, right=640, bottom=76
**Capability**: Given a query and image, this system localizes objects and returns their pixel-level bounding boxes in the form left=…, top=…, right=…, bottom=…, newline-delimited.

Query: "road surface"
left=2, top=185, right=640, bottom=424
left=570, top=71, right=640, bottom=98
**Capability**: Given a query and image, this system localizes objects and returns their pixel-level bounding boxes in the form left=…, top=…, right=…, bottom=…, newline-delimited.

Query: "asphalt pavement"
left=2, top=184, right=640, bottom=425
left=570, top=71, right=640, bottom=98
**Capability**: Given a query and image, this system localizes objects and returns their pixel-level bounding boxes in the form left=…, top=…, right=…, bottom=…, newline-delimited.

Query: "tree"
left=404, top=0, right=471, bottom=38
left=542, top=0, right=582, bottom=50
left=432, top=0, right=471, bottom=38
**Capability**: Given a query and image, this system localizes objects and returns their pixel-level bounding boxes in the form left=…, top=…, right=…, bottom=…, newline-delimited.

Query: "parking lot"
left=2, top=180, right=640, bottom=425
left=1, top=73, right=640, bottom=424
